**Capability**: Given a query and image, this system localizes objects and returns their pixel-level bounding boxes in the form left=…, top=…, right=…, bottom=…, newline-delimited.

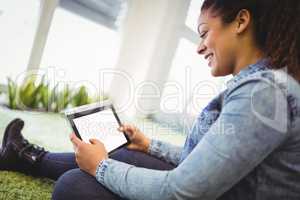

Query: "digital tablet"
left=65, top=101, right=130, bottom=154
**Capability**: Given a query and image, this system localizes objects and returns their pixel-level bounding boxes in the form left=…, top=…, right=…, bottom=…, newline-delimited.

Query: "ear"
left=235, top=9, right=251, bottom=34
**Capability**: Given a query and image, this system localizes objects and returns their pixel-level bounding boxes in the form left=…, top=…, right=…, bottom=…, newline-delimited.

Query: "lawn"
left=0, top=171, right=54, bottom=200
left=0, top=106, right=185, bottom=199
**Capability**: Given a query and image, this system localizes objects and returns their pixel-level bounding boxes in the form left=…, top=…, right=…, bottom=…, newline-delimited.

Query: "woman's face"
left=197, top=9, right=239, bottom=77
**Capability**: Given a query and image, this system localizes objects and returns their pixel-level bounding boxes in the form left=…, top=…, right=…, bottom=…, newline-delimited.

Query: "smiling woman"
left=197, top=2, right=264, bottom=76
left=1, top=0, right=300, bottom=200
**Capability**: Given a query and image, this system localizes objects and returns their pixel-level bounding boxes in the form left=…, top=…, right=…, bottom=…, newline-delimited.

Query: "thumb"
left=89, top=138, right=102, bottom=145
left=122, top=124, right=135, bottom=134
left=70, top=133, right=82, bottom=147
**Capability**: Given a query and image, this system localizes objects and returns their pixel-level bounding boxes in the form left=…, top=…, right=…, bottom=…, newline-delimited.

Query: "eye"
left=200, top=31, right=208, bottom=39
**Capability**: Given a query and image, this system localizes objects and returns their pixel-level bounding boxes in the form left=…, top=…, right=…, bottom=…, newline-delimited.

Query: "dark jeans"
left=34, top=148, right=174, bottom=200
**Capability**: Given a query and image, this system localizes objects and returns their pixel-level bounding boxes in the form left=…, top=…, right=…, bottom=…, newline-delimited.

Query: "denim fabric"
left=96, top=59, right=300, bottom=200
left=38, top=148, right=174, bottom=200
left=34, top=153, right=78, bottom=180
left=148, top=139, right=182, bottom=165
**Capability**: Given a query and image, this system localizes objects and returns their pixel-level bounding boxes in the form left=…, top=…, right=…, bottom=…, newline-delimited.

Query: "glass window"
left=0, top=0, right=40, bottom=83
left=40, top=7, right=121, bottom=95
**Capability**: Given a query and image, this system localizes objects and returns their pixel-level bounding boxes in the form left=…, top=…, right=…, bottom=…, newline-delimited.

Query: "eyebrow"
left=197, top=23, right=207, bottom=34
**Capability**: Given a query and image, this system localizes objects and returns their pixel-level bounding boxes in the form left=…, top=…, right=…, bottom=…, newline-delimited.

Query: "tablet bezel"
left=65, top=101, right=130, bottom=155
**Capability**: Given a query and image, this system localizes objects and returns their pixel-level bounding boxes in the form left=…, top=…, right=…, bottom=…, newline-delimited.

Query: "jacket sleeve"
left=148, top=139, right=183, bottom=166
left=95, top=79, right=289, bottom=200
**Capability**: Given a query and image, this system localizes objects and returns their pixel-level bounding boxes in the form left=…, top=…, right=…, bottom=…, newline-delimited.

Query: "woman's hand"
left=118, top=124, right=151, bottom=153
left=70, top=133, right=108, bottom=177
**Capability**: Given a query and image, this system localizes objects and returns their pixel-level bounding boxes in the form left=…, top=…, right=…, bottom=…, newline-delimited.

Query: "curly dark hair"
left=201, top=0, right=300, bottom=80
left=263, top=0, right=300, bottom=77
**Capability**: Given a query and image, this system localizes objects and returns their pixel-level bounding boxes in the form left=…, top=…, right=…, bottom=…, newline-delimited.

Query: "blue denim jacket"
left=96, top=60, right=300, bottom=200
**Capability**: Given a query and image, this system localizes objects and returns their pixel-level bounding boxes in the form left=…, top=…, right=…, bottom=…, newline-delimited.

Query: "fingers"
left=70, top=133, right=82, bottom=148
left=118, top=124, right=133, bottom=131
left=89, top=138, right=102, bottom=145
left=118, top=124, right=136, bottom=136
left=118, top=125, right=127, bottom=134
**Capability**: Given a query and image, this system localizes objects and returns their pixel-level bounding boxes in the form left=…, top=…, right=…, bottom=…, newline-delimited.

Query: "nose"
left=197, top=39, right=206, bottom=55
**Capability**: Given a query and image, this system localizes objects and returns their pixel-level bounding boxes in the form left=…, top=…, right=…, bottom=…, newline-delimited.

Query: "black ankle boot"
left=0, top=118, right=48, bottom=171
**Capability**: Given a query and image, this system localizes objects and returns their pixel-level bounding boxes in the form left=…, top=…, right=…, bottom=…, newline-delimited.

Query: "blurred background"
left=0, top=0, right=231, bottom=152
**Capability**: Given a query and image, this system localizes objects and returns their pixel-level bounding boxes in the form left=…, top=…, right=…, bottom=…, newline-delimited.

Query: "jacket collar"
left=226, top=59, right=270, bottom=88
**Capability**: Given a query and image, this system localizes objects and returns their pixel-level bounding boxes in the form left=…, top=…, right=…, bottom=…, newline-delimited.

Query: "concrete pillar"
left=26, top=0, right=59, bottom=74
left=109, top=0, right=191, bottom=118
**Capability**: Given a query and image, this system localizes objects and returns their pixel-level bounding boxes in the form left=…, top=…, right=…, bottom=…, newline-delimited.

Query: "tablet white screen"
left=73, top=109, right=127, bottom=152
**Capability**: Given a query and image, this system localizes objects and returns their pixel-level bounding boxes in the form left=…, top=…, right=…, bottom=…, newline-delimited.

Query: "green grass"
left=0, top=171, right=54, bottom=200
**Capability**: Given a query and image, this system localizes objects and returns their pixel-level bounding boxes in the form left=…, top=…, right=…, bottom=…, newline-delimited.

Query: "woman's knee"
left=52, top=168, right=120, bottom=200
left=52, top=169, right=80, bottom=200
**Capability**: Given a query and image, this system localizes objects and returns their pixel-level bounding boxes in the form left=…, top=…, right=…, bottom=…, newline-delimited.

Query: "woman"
left=1, top=0, right=300, bottom=199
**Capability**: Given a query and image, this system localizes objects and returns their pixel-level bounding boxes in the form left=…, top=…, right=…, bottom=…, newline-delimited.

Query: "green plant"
left=39, top=81, right=50, bottom=111
left=18, top=77, right=44, bottom=110
left=71, top=86, right=92, bottom=107
left=7, top=78, right=18, bottom=110
left=58, top=85, right=72, bottom=110
left=48, top=84, right=72, bottom=112
left=5, top=77, right=104, bottom=112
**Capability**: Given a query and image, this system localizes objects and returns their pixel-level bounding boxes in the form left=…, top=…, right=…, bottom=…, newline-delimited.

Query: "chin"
left=210, top=66, right=229, bottom=77
left=210, top=67, right=221, bottom=77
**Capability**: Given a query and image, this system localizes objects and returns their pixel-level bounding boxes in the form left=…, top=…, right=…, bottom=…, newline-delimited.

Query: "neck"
left=232, top=45, right=265, bottom=75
